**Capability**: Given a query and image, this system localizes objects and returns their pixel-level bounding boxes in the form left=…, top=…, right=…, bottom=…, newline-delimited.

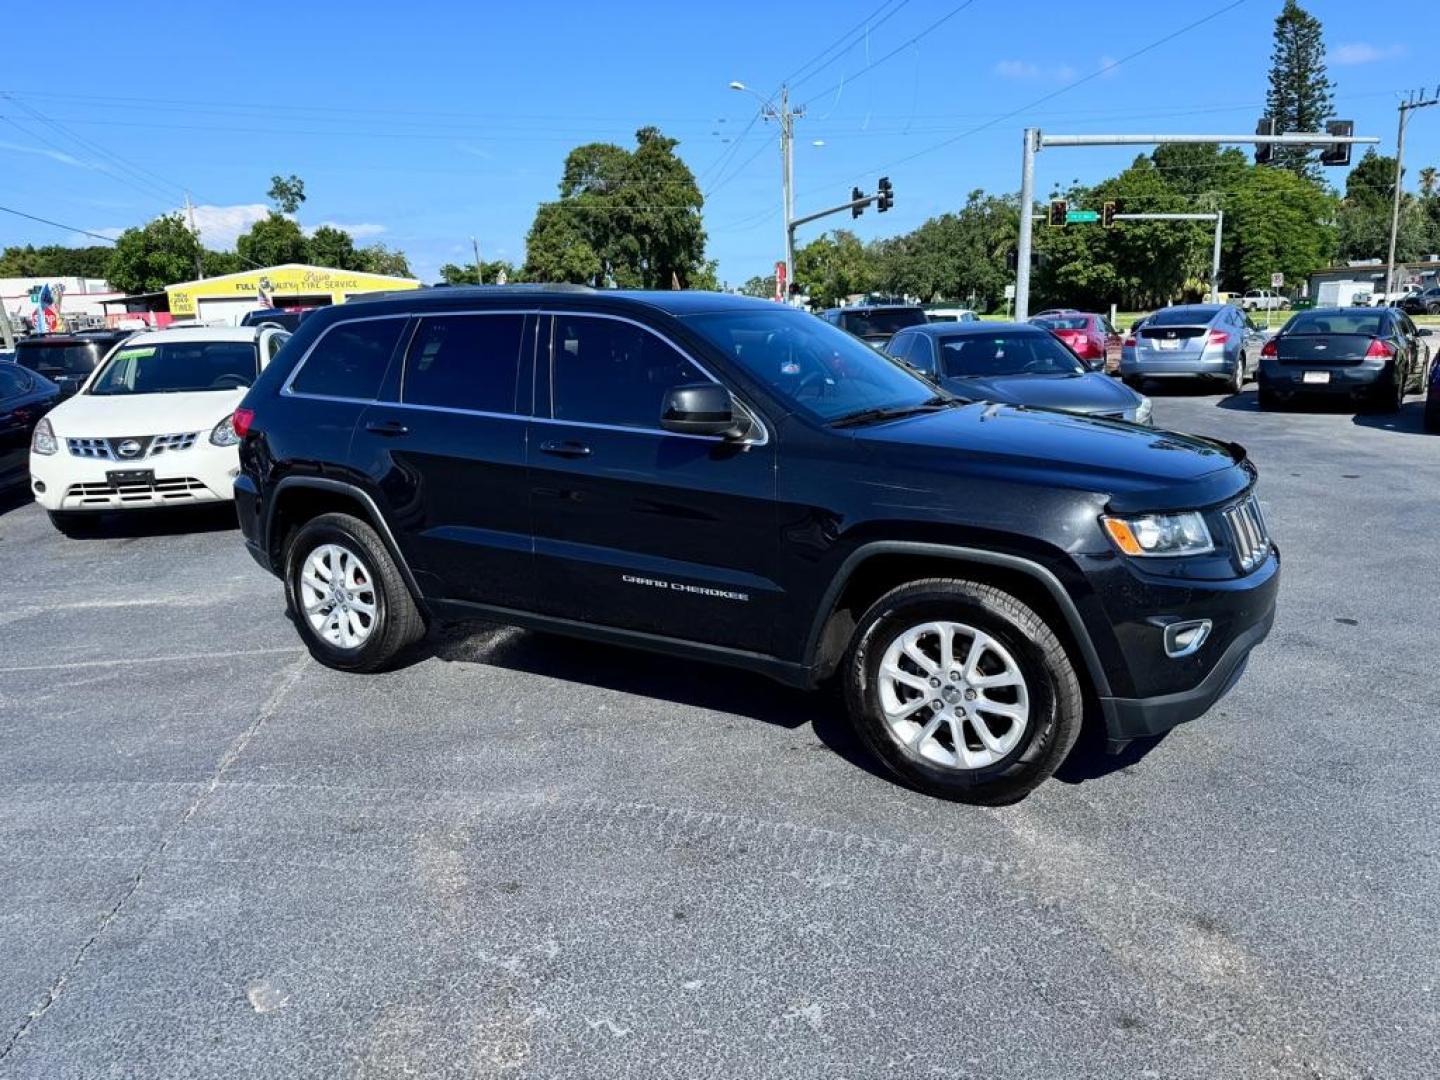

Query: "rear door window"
left=403, top=314, right=525, bottom=415
left=289, top=318, right=406, bottom=400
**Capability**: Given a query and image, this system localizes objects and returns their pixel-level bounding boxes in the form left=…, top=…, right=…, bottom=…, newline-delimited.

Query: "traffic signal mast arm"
left=791, top=190, right=878, bottom=231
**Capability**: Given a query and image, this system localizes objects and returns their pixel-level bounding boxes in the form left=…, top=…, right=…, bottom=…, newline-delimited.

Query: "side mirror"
left=660, top=383, right=750, bottom=439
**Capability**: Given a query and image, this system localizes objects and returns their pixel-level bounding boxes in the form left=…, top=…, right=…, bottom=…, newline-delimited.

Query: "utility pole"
left=730, top=81, right=804, bottom=297
left=1385, top=90, right=1440, bottom=299
left=1014, top=128, right=1378, bottom=320
left=185, top=191, right=204, bottom=280
left=472, top=236, right=484, bottom=285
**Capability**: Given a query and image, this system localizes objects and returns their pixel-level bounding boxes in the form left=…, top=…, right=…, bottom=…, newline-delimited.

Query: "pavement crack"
left=0, top=654, right=309, bottom=1064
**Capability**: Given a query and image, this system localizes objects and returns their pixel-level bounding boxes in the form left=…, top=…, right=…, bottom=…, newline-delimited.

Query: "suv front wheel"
left=844, top=579, right=1083, bottom=805
left=284, top=512, right=425, bottom=672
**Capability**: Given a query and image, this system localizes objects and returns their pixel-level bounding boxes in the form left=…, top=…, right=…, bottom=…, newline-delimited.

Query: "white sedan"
left=28, top=325, right=289, bottom=535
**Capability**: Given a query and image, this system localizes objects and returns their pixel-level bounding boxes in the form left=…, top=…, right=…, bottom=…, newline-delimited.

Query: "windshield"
left=839, top=308, right=927, bottom=338
left=939, top=331, right=1086, bottom=378
left=1284, top=311, right=1386, bottom=336
left=16, top=341, right=100, bottom=376
left=1147, top=307, right=1220, bottom=327
left=684, top=308, right=938, bottom=422
left=89, top=340, right=259, bottom=395
left=1032, top=316, right=1089, bottom=331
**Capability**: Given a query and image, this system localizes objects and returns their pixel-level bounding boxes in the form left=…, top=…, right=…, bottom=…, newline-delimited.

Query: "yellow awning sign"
left=165, top=263, right=420, bottom=317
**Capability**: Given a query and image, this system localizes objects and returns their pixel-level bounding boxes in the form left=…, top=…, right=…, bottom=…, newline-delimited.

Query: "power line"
left=0, top=203, right=119, bottom=244
left=785, top=0, right=912, bottom=91
left=797, top=0, right=981, bottom=108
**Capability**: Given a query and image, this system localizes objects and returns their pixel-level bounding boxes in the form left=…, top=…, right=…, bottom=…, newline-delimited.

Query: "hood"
left=855, top=401, right=1251, bottom=512
left=940, top=372, right=1138, bottom=415
left=46, top=388, right=245, bottom=438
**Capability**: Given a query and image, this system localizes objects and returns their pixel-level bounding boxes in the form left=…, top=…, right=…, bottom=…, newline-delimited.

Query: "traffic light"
left=851, top=186, right=865, bottom=219
left=1255, top=116, right=1276, bottom=164
left=1101, top=200, right=1117, bottom=228
left=877, top=176, right=894, bottom=212
left=1321, top=119, right=1354, bottom=166
left=1048, top=199, right=1067, bottom=228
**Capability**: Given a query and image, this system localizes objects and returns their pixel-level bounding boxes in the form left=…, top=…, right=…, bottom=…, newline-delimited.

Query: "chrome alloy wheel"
left=300, top=543, right=377, bottom=649
left=877, top=621, right=1031, bottom=770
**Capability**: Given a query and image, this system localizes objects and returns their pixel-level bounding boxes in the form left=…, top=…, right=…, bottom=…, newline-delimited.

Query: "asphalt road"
left=1, top=386, right=1436, bottom=1080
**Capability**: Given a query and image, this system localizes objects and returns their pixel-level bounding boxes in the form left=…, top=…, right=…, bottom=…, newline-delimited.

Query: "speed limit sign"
left=1271, top=272, right=1284, bottom=288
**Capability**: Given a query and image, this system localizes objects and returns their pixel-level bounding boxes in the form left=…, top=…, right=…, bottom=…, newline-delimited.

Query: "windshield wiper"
left=829, top=395, right=958, bottom=429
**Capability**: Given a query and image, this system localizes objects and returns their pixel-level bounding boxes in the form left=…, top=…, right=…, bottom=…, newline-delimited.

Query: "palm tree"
left=1420, top=167, right=1437, bottom=199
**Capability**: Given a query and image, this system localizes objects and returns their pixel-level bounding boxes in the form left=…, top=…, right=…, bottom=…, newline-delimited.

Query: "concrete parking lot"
left=1, top=388, right=1436, bottom=1079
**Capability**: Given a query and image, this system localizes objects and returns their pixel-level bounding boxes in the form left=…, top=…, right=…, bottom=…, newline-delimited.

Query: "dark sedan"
left=1398, top=286, right=1440, bottom=316
left=885, top=322, right=1152, bottom=423
left=1258, top=307, right=1428, bottom=412
left=1425, top=354, right=1440, bottom=433
left=0, top=363, right=59, bottom=493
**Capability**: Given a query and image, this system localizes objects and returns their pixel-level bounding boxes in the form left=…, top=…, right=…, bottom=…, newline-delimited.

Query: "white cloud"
left=1333, top=42, right=1406, bottom=65
left=306, top=220, right=387, bottom=239
left=185, top=203, right=269, bottom=249
left=994, top=59, right=1078, bottom=82
left=0, top=139, right=93, bottom=169
left=1098, top=55, right=1120, bottom=78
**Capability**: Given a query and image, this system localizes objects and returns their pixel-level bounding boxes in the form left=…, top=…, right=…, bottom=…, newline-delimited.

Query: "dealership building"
left=162, top=263, right=422, bottom=325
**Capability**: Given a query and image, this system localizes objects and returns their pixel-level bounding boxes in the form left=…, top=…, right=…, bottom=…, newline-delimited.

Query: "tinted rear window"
left=403, top=314, right=524, bottom=414
left=1032, top=316, right=1089, bottom=331
left=290, top=318, right=406, bottom=400
left=839, top=308, right=927, bottom=337
left=1285, top=311, right=1387, bottom=336
left=16, top=341, right=100, bottom=375
left=1147, top=307, right=1220, bottom=327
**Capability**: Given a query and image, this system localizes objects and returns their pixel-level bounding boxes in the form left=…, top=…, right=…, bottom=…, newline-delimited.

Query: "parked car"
left=1029, top=312, right=1122, bottom=372
left=240, top=307, right=319, bottom=331
left=14, top=331, right=133, bottom=400
left=232, top=287, right=1278, bottom=805
left=820, top=304, right=928, bottom=345
left=0, top=365, right=59, bottom=494
left=1370, top=283, right=1421, bottom=307
left=1398, top=286, right=1440, bottom=316
left=1120, top=304, right=1264, bottom=393
left=1239, top=289, right=1289, bottom=312
left=924, top=307, right=979, bottom=324
left=1426, top=353, right=1440, bottom=433
left=886, top=322, right=1151, bottom=423
left=1257, top=307, right=1428, bottom=413
left=28, top=325, right=290, bottom=535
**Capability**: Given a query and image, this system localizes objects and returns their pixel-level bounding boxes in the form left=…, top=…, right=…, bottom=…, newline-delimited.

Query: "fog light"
left=1164, top=619, right=1212, bottom=659
left=32, top=479, right=46, bottom=494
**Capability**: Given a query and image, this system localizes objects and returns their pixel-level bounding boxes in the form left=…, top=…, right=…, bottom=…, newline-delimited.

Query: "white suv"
left=28, top=326, right=288, bottom=534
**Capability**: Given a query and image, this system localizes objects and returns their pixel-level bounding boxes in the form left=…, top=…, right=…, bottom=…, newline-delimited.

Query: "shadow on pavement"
left=1054, top=718, right=1168, bottom=786
left=50, top=503, right=239, bottom=539
left=429, top=622, right=896, bottom=782
left=1353, top=400, right=1432, bottom=437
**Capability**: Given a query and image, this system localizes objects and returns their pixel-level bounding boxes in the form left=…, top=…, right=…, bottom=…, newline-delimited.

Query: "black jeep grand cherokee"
left=233, top=287, right=1278, bottom=804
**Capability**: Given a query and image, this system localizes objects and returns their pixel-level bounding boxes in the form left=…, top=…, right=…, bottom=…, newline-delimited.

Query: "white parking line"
left=0, top=646, right=305, bottom=675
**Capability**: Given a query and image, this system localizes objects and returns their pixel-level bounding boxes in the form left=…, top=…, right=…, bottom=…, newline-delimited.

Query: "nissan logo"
left=117, top=440, right=143, bottom=458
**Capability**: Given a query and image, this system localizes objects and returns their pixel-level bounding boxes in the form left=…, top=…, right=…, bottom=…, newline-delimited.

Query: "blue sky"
left=0, top=1, right=1429, bottom=286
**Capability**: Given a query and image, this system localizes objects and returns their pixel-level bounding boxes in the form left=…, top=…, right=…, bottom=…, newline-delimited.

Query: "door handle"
left=365, top=419, right=409, bottom=437
left=540, top=440, right=592, bottom=458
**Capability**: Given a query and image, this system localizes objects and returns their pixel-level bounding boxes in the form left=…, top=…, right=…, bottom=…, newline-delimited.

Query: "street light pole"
left=1385, top=93, right=1439, bottom=299
left=731, top=80, right=803, bottom=298
left=1015, top=128, right=1038, bottom=320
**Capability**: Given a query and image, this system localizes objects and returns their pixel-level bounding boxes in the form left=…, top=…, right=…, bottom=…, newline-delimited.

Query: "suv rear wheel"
left=284, top=512, right=424, bottom=672
left=843, top=579, right=1083, bottom=805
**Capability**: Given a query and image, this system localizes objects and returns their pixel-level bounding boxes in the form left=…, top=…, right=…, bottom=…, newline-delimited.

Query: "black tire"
left=1367, top=374, right=1404, bottom=415
left=284, top=512, right=425, bottom=672
left=1228, top=354, right=1246, bottom=394
left=1425, top=398, right=1440, bottom=433
left=843, top=578, right=1084, bottom=805
left=1257, top=386, right=1282, bottom=410
left=47, top=510, right=100, bottom=537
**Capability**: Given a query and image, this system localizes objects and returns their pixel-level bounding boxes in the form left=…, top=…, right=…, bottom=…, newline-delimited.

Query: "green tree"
left=1335, top=149, right=1420, bottom=261
left=439, top=259, right=519, bottom=285
left=355, top=243, right=413, bottom=278
left=869, top=191, right=1018, bottom=308
left=104, top=214, right=203, bottom=294
left=794, top=230, right=874, bottom=308
left=1224, top=165, right=1337, bottom=288
left=739, top=274, right=777, bottom=298
left=523, top=126, right=709, bottom=288
left=0, top=244, right=115, bottom=279
left=202, top=249, right=245, bottom=278
left=1264, top=0, right=1334, bottom=179
left=237, top=213, right=308, bottom=267
left=1151, top=144, right=1249, bottom=200
left=306, top=225, right=361, bottom=271
left=267, top=174, right=307, bottom=214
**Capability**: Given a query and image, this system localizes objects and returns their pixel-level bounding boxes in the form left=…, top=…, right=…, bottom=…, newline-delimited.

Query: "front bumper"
left=29, top=442, right=240, bottom=512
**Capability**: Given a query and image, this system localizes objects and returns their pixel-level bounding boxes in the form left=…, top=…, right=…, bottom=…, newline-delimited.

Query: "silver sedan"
left=1120, top=303, right=1266, bottom=394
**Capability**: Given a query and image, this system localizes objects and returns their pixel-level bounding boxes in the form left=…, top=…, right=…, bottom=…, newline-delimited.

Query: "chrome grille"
left=1222, top=494, right=1270, bottom=572
left=65, top=432, right=200, bottom=460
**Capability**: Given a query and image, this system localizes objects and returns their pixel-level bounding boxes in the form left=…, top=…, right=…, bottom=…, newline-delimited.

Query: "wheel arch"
left=267, top=477, right=430, bottom=622
left=804, top=542, right=1112, bottom=700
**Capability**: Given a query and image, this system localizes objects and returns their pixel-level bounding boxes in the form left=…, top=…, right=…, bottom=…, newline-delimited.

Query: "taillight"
left=232, top=407, right=255, bottom=437
left=1123, top=335, right=1136, bottom=348
left=1260, top=338, right=1277, bottom=357
left=1365, top=339, right=1395, bottom=359
left=1207, top=330, right=1229, bottom=347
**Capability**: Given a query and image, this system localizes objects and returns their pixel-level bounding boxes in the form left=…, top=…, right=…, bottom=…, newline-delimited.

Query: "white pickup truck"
left=1238, top=289, right=1290, bottom=311
left=1370, top=284, right=1422, bottom=307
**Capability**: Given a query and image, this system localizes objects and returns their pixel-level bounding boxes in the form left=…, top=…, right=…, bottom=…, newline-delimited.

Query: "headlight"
left=1131, top=396, right=1153, bottom=425
left=1102, top=511, right=1214, bottom=558
left=31, top=416, right=57, bottom=455
left=209, top=414, right=240, bottom=447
